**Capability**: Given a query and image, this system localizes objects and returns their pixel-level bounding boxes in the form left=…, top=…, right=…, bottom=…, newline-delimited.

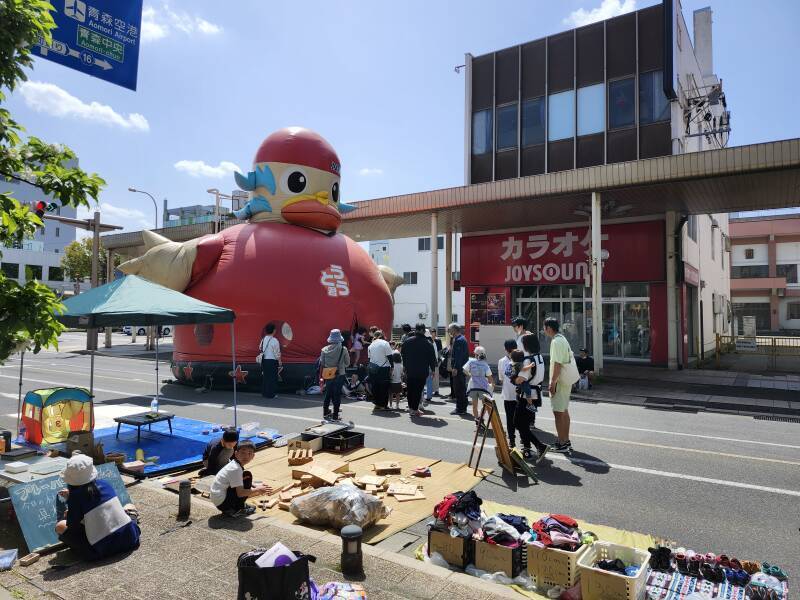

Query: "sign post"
left=33, top=0, right=143, bottom=91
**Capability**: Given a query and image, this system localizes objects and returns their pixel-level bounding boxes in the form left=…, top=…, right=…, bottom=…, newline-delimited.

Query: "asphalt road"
left=2, top=333, right=798, bottom=580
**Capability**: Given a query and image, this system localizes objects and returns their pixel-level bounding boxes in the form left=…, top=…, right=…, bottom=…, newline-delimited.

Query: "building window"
left=639, top=70, right=671, bottom=124
left=744, top=248, right=754, bottom=259
left=788, top=303, right=800, bottom=320
left=55, top=227, right=60, bottom=237
left=777, top=264, right=798, bottom=284
left=25, top=265, right=43, bottom=281
left=687, top=215, right=697, bottom=241
left=418, top=237, right=444, bottom=251
left=452, top=314, right=459, bottom=324
left=521, top=97, right=545, bottom=146
left=577, top=83, right=605, bottom=136
left=608, top=77, right=635, bottom=129
left=730, top=265, right=769, bottom=278
left=452, top=271, right=460, bottom=281
left=48, top=266, right=64, bottom=281
left=711, top=227, right=716, bottom=261
left=1, top=262, right=20, bottom=278
left=472, top=109, right=492, bottom=155
left=496, top=104, right=518, bottom=151
left=547, top=90, right=575, bottom=141
left=402, top=272, right=418, bottom=285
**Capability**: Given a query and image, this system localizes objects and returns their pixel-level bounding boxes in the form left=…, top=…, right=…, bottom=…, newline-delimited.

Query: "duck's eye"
left=331, top=182, right=339, bottom=203
left=280, top=169, right=308, bottom=194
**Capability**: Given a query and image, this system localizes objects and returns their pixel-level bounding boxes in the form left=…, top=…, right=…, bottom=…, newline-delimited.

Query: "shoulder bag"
left=321, top=348, right=344, bottom=381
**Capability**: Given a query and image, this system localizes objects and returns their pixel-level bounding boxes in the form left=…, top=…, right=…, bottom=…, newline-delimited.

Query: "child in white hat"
left=55, top=453, right=141, bottom=560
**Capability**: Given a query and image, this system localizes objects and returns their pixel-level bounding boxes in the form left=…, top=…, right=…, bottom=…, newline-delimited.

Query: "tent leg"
left=231, top=324, right=237, bottom=428
left=16, top=350, right=24, bottom=437
left=89, top=350, right=95, bottom=430
left=155, top=331, right=160, bottom=404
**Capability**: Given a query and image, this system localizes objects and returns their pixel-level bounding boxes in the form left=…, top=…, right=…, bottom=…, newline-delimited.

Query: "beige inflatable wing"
left=118, top=231, right=200, bottom=291
left=378, top=265, right=403, bottom=302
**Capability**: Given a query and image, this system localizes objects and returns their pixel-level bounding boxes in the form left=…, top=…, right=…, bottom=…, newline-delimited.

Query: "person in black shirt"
left=574, top=348, right=595, bottom=390
left=199, top=428, right=239, bottom=477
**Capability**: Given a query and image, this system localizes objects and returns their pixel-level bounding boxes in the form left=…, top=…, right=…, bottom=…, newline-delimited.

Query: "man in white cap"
left=55, top=453, right=141, bottom=560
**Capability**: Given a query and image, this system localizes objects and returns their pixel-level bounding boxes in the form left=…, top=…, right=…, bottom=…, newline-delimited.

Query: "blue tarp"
left=93, top=416, right=279, bottom=476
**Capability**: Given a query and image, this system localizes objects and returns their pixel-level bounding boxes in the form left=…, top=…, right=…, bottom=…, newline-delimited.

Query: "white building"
left=0, top=176, right=81, bottom=295
left=370, top=236, right=465, bottom=328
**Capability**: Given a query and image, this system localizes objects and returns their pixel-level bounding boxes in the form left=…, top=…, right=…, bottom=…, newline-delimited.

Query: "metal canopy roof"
left=103, top=138, right=800, bottom=252
left=340, top=138, right=800, bottom=241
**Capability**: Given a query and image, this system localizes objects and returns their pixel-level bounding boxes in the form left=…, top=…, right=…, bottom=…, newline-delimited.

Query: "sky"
left=6, top=0, right=800, bottom=235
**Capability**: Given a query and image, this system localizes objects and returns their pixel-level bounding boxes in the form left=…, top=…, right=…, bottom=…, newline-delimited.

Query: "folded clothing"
left=497, top=513, right=529, bottom=534
left=482, top=515, right=521, bottom=547
left=531, top=513, right=581, bottom=551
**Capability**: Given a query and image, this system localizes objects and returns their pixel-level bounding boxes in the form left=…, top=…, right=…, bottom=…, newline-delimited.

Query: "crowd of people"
left=252, top=314, right=585, bottom=463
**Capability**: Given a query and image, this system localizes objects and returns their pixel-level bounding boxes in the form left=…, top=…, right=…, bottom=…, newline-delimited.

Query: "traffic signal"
left=32, top=201, right=58, bottom=219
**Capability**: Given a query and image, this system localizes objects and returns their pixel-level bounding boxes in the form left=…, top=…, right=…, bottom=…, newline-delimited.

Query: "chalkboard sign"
left=9, top=463, right=131, bottom=553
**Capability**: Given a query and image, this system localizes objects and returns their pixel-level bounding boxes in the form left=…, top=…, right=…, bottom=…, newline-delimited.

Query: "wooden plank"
left=355, top=475, right=386, bottom=487
left=372, top=461, right=401, bottom=475
left=387, top=483, right=418, bottom=496
left=395, top=490, right=426, bottom=502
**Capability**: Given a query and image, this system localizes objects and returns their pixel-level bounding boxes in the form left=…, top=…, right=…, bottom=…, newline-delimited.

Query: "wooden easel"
left=467, top=396, right=537, bottom=482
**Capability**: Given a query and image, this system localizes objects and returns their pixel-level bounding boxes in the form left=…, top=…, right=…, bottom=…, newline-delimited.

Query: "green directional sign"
left=77, top=25, right=124, bottom=63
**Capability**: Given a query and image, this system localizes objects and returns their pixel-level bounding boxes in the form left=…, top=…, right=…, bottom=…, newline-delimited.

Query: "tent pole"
left=155, top=329, right=160, bottom=405
left=16, top=350, right=24, bottom=437
left=89, top=349, right=95, bottom=431
left=231, top=323, right=237, bottom=428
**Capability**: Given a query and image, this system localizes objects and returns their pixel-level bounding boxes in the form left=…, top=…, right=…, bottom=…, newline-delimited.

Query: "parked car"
left=122, top=325, right=172, bottom=337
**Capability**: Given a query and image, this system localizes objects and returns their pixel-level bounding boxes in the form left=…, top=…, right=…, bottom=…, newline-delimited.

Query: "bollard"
left=178, top=480, right=191, bottom=520
left=340, top=524, right=363, bottom=576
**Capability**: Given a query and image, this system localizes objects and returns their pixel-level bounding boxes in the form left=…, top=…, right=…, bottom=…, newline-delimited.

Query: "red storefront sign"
left=461, top=221, right=665, bottom=286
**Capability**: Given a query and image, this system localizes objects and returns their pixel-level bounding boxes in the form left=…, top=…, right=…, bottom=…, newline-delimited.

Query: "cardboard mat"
left=176, top=445, right=490, bottom=544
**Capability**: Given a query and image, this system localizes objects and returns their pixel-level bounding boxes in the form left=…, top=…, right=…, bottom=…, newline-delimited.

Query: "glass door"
left=602, top=303, right=623, bottom=358
left=539, top=301, right=561, bottom=355
left=623, top=301, right=650, bottom=358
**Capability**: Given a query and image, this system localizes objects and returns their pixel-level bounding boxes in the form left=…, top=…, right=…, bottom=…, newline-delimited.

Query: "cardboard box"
left=427, top=528, right=472, bottom=569
left=474, top=539, right=525, bottom=578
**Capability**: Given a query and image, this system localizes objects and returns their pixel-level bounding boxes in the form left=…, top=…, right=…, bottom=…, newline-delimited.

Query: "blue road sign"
left=33, top=0, right=143, bottom=91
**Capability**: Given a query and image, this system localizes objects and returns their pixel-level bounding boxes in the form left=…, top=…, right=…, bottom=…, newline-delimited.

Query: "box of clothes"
left=577, top=541, right=649, bottom=600
left=527, top=513, right=590, bottom=589
left=428, top=528, right=473, bottom=569
left=473, top=514, right=530, bottom=578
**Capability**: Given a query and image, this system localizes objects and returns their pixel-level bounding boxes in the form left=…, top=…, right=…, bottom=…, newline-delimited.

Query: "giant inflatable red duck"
left=119, top=127, right=399, bottom=389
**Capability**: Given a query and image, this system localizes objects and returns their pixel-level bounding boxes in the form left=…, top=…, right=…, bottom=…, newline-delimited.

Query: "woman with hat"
left=319, top=329, right=350, bottom=421
left=55, top=453, right=141, bottom=561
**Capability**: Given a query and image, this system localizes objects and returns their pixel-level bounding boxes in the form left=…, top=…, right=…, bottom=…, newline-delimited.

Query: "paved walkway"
left=0, top=483, right=519, bottom=600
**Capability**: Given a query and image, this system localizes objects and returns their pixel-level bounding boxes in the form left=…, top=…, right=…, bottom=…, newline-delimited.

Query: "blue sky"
left=7, top=0, right=800, bottom=233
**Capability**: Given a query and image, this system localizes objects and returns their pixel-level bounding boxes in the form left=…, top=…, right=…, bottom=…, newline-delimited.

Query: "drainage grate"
left=754, top=415, right=800, bottom=424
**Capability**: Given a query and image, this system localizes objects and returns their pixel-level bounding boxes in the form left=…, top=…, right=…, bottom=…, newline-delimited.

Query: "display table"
left=114, top=411, right=174, bottom=443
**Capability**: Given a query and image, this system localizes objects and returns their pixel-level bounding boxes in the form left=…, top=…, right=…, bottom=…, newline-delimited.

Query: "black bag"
left=438, top=347, right=451, bottom=379
left=236, top=549, right=316, bottom=600
left=367, top=362, right=390, bottom=384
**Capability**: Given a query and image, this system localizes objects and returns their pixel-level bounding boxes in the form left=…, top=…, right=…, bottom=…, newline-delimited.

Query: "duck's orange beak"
left=280, top=192, right=341, bottom=231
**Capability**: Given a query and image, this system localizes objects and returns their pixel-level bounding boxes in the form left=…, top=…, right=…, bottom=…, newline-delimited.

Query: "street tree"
left=0, top=0, right=105, bottom=361
left=61, top=238, right=119, bottom=286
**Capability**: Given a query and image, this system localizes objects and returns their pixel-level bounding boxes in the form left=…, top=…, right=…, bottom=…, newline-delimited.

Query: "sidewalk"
left=576, top=364, right=800, bottom=417
left=0, top=483, right=519, bottom=600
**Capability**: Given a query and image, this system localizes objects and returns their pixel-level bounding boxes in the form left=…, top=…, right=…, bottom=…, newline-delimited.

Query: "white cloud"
left=358, top=168, right=384, bottom=176
left=174, top=160, right=242, bottom=179
left=19, top=81, right=149, bottom=132
left=100, top=202, right=153, bottom=229
left=141, top=4, right=222, bottom=42
left=564, top=0, right=636, bottom=27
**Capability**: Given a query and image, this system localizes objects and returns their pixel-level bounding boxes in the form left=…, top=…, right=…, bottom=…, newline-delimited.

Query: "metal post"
left=430, top=213, right=439, bottom=331
left=104, top=250, right=114, bottom=348
left=591, top=193, right=603, bottom=374
left=86, top=211, right=100, bottom=351
left=666, top=211, right=679, bottom=369
left=89, top=349, right=95, bottom=398
left=155, top=330, right=160, bottom=403
left=445, top=232, right=453, bottom=338
left=214, top=191, right=220, bottom=233
left=16, top=351, right=24, bottom=435
left=231, top=323, right=238, bottom=427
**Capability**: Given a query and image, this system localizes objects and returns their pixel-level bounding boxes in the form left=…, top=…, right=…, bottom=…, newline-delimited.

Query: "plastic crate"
left=577, top=542, right=649, bottom=600
left=322, top=431, right=365, bottom=452
left=527, top=543, right=588, bottom=589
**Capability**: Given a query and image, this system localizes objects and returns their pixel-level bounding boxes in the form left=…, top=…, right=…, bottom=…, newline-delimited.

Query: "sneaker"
left=551, top=442, right=570, bottom=454
left=422, top=399, right=431, bottom=408
left=522, top=448, right=534, bottom=461
left=535, top=445, right=550, bottom=464
left=449, top=409, right=467, bottom=415
left=323, top=413, right=334, bottom=422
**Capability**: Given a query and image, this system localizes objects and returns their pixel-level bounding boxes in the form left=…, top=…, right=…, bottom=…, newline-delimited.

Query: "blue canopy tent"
left=50, top=275, right=240, bottom=424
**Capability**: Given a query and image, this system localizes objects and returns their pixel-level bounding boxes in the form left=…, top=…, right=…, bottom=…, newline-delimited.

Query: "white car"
left=122, top=326, right=171, bottom=337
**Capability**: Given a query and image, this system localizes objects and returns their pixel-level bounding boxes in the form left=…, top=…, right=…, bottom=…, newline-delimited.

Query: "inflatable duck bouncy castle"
left=119, top=127, right=399, bottom=389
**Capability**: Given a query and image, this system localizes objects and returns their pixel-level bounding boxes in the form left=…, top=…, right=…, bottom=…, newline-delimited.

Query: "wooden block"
left=201, top=492, right=210, bottom=498
left=304, top=466, right=340, bottom=486
left=300, top=474, right=314, bottom=486
left=372, top=461, right=401, bottom=475
left=366, top=484, right=378, bottom=492
left=355, top=475, right=386, bottom=487
left=288, top=448, right=313, bottom=466
left=265, top=498, right=279, bottom=509
left=19, top=553, right=40, bottom=566
left=395, top=490, right=426, bottom=502
left=278, top=501, right=291, bottom=511
left=343, top=471, right=356, bottom=477
left=280, top=483, right=296, bottom=492
left=122, top=460, right=145, bottom=473
left=387, top=482, right=418, bottom=496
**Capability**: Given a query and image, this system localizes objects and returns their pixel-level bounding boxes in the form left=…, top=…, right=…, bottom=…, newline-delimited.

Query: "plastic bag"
left=464, top=563, right=537, bottom=590
left=290, top=481, right=391, bottom=529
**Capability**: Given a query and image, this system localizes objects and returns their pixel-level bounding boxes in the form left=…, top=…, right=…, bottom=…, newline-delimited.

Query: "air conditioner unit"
left=724, top=236, right=731, bottom=252
left=418, top=312, right=428, bottom=319
left=777, top=288, right=786, bottom=297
